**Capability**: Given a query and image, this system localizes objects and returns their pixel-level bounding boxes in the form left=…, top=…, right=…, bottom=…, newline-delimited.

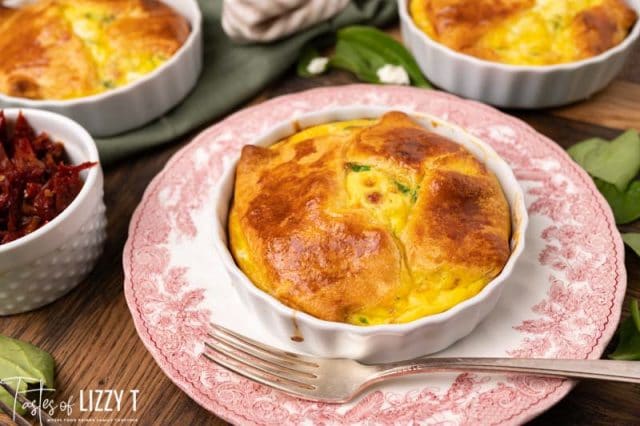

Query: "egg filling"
left=229, top=112, right=511, bottom=325
left=410, top=0, right=638, bottom=66
left=0, top=0, right=190, bottom=100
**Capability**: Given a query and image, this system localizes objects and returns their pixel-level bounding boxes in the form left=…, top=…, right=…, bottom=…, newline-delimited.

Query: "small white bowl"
left=0, top=109, right=106, bottom=316
left=0, top=0, right=202, bottom=137
left=213, top=107, right=528, bottom=362
left=398, top=0, right=640, bottom=108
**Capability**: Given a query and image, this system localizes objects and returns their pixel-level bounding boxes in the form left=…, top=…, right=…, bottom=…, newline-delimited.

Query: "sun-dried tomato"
left=12, top=113, right=35, bottom=144
left=0, top=111, right=7, bottom=150
left=24, top=182, right=42, bottom=200
left=13, top=137, right=46, bottom=179
left=0, top=111, right=96, bottom=244
left=0, top=143, right=13, bottom=173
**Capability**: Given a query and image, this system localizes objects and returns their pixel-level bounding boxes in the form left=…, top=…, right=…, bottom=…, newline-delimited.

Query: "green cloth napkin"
left=96, top=0, right=398, bottom=164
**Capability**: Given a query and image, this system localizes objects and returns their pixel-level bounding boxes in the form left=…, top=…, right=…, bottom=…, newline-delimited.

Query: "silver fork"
left=203, top=323, right=640, bottom=403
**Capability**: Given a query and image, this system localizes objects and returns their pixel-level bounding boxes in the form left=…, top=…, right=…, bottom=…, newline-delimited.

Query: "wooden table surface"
left=4, top=26, right=640, bottom=425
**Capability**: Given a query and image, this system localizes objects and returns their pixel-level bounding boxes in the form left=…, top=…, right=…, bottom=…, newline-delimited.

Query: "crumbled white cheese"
left=377, top=64, right=410, bottom=85
left=306, top=57, right=329, bottom=75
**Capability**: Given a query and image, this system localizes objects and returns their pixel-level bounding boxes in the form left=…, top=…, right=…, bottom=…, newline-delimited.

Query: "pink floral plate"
left=123, top=85, right=626, bottom=425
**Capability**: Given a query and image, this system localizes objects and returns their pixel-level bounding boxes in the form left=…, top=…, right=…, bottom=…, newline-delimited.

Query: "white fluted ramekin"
left=0, top=109, right=106, bottom=316
left=213, top=107, right=528, bottom=362
left=398, top=0, right=640, bottom=108
left=0, top=0, right=202, bottom=137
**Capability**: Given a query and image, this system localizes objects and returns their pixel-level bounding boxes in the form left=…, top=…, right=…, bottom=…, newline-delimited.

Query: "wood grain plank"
left=530, top=381, right=640, bottom=425
left=0, top=413, right=17, bottom=426
left=551, top=81, right=640, bottom=131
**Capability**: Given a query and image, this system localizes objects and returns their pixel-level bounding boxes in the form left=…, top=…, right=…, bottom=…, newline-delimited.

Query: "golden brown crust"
left=404, top=169, right=510, bottom=277
left=0, top=0, right=189, bottom=100
left=233, top=138, right=402, bottom=321
left=0, top=2, right=98, bottom=100
left=411, top=0, right=638, bottom=65
left=571, top=1, right=639, bottom=58
left=422, top=0, right=534, bottom=51
left=350, top=111, right=464, bottom=172
left=105, top=0, right=190, bottom=58
left=229, top=112, right=511, bottom=323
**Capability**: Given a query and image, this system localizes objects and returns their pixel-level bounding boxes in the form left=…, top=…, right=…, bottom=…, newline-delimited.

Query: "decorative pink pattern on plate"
left=123, top=86, right=626, bottom=425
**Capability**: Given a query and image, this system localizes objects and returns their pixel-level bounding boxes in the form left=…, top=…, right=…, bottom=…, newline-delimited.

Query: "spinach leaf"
left=395, top=181, right=410, bottom=194
left=568, top=130, right=640, bottom=191
left=595, top=179, right=640, bottom=224
left=337, top=26, right=431, bottom=88
left=567, top=137, right=607, bottom=167
left=609, top=299, right=640, bottom=361
left=299, top=26, right=432, bottom=88
left=331, top=38, right=382, bottom=83
left=411, top=185, right=420, bottom=203
left=0, top=335, right=55, bottom=415
left=346, top=163, right=371, bottom=172
left=622, top=233, right=640, bottom=257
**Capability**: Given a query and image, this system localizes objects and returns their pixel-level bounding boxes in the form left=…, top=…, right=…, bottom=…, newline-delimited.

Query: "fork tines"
left=203, top=323, right=320, bottom=396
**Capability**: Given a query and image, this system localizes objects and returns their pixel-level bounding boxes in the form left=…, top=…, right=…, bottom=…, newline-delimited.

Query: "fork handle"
left=373, top=358, right=640, bottom=383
